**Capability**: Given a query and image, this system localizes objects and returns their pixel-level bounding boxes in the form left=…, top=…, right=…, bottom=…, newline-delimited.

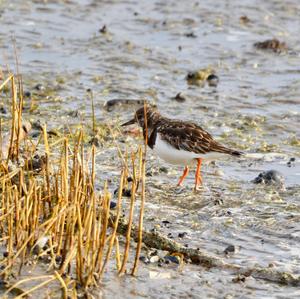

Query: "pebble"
left=110, top=201, right=117, bottom=209
left=164, top=255, right=180, bottom=264
left=287, top=157, right=296, bottom=167
left=34, top=83, right=45, bottom=91
left=162, top=220, right=171, bottom=225
left=0, top=106, right=7, bottom=114
left=24, top=91, right=31, bottom=97
left=178, top=232, right=188, bottom=238
left=139, top=256, right=150, bottom=264
left=254, top=38, right=287, bottom=53
left=185, top=32, right=197, bottom=38
left=224, top=245, right=239, bottom=255
left=99, top=25, right=107, bottom=34
left=206, top=74, right=219, bottom=87
left=253, top=170, right=285, bottom=187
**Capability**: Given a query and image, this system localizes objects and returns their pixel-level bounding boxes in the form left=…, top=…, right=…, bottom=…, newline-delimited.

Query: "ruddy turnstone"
left=122, top=106, right=242, bottom=190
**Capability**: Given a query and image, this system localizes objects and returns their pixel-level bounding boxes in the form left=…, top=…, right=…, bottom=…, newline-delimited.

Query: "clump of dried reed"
left=0, top=74, right=146, bottom=297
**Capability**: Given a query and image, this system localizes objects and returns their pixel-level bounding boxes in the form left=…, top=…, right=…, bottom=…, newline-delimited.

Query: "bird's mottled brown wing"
left=158, top=121, right=240, bottom=155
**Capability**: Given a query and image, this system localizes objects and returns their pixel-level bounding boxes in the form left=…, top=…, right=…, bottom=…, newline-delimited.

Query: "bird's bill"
left=121, top=118, right=136, bottom=126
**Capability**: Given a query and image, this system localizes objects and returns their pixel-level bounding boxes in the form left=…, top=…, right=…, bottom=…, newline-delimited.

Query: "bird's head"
left=122, top=105, right=160, bottom=129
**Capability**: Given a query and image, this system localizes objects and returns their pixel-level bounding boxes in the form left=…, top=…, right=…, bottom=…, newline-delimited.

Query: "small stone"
left=0, top=106, right=7, bottom=114
left=171, top=92, right=186, bottom=103
left=164, top=255, right=180, bottom=264
left=122, top=188, right=131, bottom=197
left=207, top=74, right=219, bottom=87
left=55, top=256, right=62, bottom=264
left=232, top=274, right=246, bottom=283
left=110, top=201, right=117, bottom=209
left=239, top=15, right=250, bottom=24
left=185, top=32, right=197, bottom=38
left=99, top=25, right=107, bottom=34
left=24, top=91, right=31, bottom=97
left=167, top=233, right=173, bottom=238
left=224, top=245, right=237, bottom=255
left=252, top=170, right=284, bottom=187
left=287, top=157, right=296, bottom=167
left=162, top=220, right=171, bottom=225
left=178, top=232, right=188, bottom=238
left=254, top=38, right=287, bottom=53
left=139, top=256, right=150, bottom=264
left=34, top=83, right=45, bottom=91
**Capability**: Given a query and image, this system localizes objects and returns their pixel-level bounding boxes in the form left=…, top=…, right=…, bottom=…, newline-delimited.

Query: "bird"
left=122, top=105, right=243, bottom=190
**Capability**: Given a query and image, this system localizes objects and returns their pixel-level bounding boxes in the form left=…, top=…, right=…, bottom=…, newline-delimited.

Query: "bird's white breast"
left=152, top=133, right=227, bottom=165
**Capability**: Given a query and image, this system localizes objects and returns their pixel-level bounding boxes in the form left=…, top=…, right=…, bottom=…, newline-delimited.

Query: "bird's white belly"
left=152, top=134, right=227, bottom=165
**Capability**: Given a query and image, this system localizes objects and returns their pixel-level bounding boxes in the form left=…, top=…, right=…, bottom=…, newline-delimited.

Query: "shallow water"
left=1, top=0, right=300, bottom=298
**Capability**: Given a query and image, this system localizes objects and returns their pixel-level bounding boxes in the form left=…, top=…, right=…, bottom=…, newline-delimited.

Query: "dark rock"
left=167, top=232, right=173, bottom=238
left=232, top=274, right=246, bottom=283
left=178, top=232, right=188, bottom=238
left=55, top=256, right=62, bottom=263
left=207, top=74, right=219, bottom=87
left=24, top=91, right=31, bottom=97
left=240, top=15, right=251, bottom=24
left=113, top=188, right=131, bottom=197
left=162, top=220, right=171, bottom=225
left=185, top=32, right=197, bottom=38
left=139, top=256, right=150, bottom=264
left=122, top=188, right=131, bottom=197
left=287, top=157, right=296, bottom=167
left=171, top=92, right=186, bottom=103
left=214, top=198, right=224, bottom=205
left=254, top=38, right=287, bottom=53
left=164, top=255, right=180, bottom=264
left=110, top=201, right=117, bottom=209
left=99, top=25, right=107, bottom=34
left=253, top=170, right=284, bottom=187
left=0, top=106, right=7, bottom=114
left=34, top=83, right=45, bottom=91
left=224, top=245, right=236, bottom=255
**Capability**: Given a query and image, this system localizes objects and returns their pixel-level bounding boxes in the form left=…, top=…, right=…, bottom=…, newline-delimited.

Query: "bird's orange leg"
left=194, top=158, right=203, bottom=190
left=177, top=166, right=189, bottom=186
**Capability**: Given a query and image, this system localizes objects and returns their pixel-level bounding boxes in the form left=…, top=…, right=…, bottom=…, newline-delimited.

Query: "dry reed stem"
left=131, top=153, right=146, bottom=276
left=119, top=154, right=137, bottom=275
left=99, top=170, right=124, bottom=278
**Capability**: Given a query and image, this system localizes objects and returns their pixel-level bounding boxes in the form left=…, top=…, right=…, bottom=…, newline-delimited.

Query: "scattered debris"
left=287, top=157, right=296, bottom=167
left=186, top=68, right=216, bottom=86
left=99, top=25, right=107, bottom=34
left=171, top=92, right=186, bottom=102
left=184, top=32, right=197, bottom=38
left=254, top=38, right=287, bottom=53
left=240, top=15, right=251, bottom=24
left=253, top=170, right=285, bottom=187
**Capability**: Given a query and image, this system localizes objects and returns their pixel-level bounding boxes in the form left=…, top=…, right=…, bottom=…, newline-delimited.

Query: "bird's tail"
left=215, top=144, right=244, bottom=157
